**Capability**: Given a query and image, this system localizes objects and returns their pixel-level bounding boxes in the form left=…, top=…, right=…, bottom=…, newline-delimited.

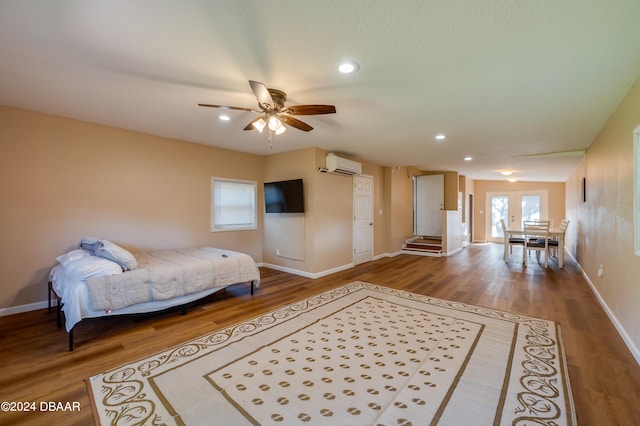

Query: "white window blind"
left=211, top=177, right=257, bottom=231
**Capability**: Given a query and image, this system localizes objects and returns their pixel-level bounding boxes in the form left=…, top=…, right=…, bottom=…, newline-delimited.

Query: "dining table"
left=505, top=227, right=566, bottom=267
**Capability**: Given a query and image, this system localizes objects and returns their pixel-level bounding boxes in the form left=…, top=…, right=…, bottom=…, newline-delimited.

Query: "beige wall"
left=262, top=147, right=356, bottom=274
left=0, top=106, right=416, bottom=310
left=262, top=148, right=393, bottom=275
left=262, top=148, right=316, bottom=271
left=0, top=106, right=264, bottom=308
left=472, top=180, right=566, bottom=241
left=566, top=77, right=640, bottom=352
left=0, top=104, right=470, bottom=313
left=312, top=149, right=355, bottom=272
left=386, top=166, right=415, bottom=250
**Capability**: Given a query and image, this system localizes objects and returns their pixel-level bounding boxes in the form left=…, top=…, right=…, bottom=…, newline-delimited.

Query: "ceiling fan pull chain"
left=268, top=129, right=273, bottom=149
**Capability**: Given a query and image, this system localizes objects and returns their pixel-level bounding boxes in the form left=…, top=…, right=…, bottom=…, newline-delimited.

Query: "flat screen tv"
left=264, top=178, right=304, bottom=213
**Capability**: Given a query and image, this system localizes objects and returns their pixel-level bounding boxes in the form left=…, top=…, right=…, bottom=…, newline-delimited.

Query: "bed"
left=48, top=238, right=260, bottom=351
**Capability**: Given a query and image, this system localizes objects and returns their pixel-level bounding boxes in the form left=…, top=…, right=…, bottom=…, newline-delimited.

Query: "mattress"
left=50, top=247, right=260, bottom=331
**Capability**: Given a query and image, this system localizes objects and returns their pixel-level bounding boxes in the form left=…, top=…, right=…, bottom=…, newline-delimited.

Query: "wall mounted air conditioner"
left=325, top=153, right=362, bottom=176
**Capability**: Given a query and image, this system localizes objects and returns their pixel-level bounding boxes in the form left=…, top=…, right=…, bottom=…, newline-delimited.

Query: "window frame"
left=210, top=177, right=257, bottom=232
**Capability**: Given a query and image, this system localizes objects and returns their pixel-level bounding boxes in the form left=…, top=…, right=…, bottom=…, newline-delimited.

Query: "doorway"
left=353, top=175, right=374, bottom=265
left=414, top=174, right=444, bottom=237
left=486, top=190, right=548, bottom=242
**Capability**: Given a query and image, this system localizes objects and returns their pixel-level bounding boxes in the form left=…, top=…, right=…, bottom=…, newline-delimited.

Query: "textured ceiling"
left=2, top=1, right=640, bottom=181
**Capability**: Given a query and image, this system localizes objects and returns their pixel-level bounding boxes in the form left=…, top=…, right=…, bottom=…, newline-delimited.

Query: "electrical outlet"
left=597, top=265, right=604, bottom=277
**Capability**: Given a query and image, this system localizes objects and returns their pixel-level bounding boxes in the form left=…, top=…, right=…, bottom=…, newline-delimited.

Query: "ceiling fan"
left=198, top=80, right=336, bottom=144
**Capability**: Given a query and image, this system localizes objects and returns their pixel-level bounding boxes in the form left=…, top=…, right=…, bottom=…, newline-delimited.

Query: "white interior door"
left=353, top=175, right=374, bottom=265
left=414, top=174, right=444, bottom=237
left=487, top=190, right=548, bottom=242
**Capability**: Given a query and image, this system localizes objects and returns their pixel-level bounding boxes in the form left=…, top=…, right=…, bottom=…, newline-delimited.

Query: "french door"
left=486, top=190, right=548, bottom=242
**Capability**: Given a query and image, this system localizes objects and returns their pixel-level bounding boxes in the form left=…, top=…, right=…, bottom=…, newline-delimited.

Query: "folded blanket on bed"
left=85, top=248, right=260, bottom=311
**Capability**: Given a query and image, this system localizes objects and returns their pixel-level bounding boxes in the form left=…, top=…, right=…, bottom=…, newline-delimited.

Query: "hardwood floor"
left=1, top=243, right=639, bottom=425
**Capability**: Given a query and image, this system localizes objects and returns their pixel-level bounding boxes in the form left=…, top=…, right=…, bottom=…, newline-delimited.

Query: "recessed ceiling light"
left=218, top=114, right=230, bottom=121
left=338, top=61, right=359, bottom=74
left=464, top=156, right=473, bottom=161
left=435, top=134, right=446, bottom=140
left=501, top=170, right=513, bottom=176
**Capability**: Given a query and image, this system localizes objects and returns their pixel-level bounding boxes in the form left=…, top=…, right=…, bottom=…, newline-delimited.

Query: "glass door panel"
left=521, top=195, right=541, bottom=223
left=487, top=191, right=548, bottom=242
left=491, top=195, right=509, bottom=239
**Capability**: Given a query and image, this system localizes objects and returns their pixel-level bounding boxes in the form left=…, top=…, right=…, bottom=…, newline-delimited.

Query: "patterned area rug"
left=87, top=282, right=576, bottom=425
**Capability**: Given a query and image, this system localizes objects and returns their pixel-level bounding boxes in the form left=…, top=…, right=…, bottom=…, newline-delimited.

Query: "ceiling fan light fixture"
left=275, top=125, right=286, bottom=135
left=501, top=170, right=513, bottom=176
left=218, top=114, right=230, bottom=121
left=252, top=118, right=266, bottom=133
left=508, top=177, right=518, bottom=182
left=268, top=116, right=282, bottom=131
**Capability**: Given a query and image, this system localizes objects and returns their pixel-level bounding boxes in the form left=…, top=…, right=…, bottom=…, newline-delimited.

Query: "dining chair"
left=548, top=219, right=570, bottom=258
left=523, top=220, right=550, bottom=268
left=500, top=219, right=524, bottom=262
left=531, top=218, right=553, bottom=225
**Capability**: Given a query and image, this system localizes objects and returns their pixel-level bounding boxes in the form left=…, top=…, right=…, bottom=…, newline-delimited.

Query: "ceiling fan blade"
left=249, top=80, right=274, bottom=109
left=243, top=116, right=264, bottom=131
left=280, top=115, right=313, bottom=132
left=198, top=103, right=261, bottom=113
left=284, top=105, right=336, bottom=115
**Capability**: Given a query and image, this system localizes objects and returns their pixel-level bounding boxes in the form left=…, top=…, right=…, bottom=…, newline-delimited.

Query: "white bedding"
left=85, top=247, right=260, bottom=311
left=50, top=247, right=260, bottom=332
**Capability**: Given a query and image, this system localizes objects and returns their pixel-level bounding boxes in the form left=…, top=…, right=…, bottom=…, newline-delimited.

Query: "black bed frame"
left=48, top=280, right=256, bottom=351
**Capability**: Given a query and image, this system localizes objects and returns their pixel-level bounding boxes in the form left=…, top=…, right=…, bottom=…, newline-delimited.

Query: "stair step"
left=405, top=236, right=441, bottom=243
left=403, top=236, right=443, bottom=254
left=404, top=243, right=442, bottom=251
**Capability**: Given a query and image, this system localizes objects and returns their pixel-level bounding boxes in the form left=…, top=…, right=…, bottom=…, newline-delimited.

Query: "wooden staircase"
left=402, top=236, right=443, bottom=255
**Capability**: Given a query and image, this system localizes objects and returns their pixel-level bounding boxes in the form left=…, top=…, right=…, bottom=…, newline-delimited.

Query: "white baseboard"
left=565, top=251, right=640, bottom=366
left=0, top=300, right=49, bottom=317
left=260, top=251, right=418, bottom=277
left=400, top=250, right=441, bottom=257
left=444, top=247, right=464, bottom=257
left=260, top=262, right=354, bottom=279
left=397, top=247, right=464, bottom=258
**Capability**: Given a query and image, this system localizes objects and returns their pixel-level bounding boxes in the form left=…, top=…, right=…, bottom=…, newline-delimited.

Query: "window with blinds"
left=211, top=177, right=257, bottom=231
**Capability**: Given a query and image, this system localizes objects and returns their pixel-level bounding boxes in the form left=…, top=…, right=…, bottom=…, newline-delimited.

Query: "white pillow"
left=64, top=256, right=123, bottom=280
left=94, top=240, right=137, bottom=271
left=56, top=249, right=92, bottom=267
